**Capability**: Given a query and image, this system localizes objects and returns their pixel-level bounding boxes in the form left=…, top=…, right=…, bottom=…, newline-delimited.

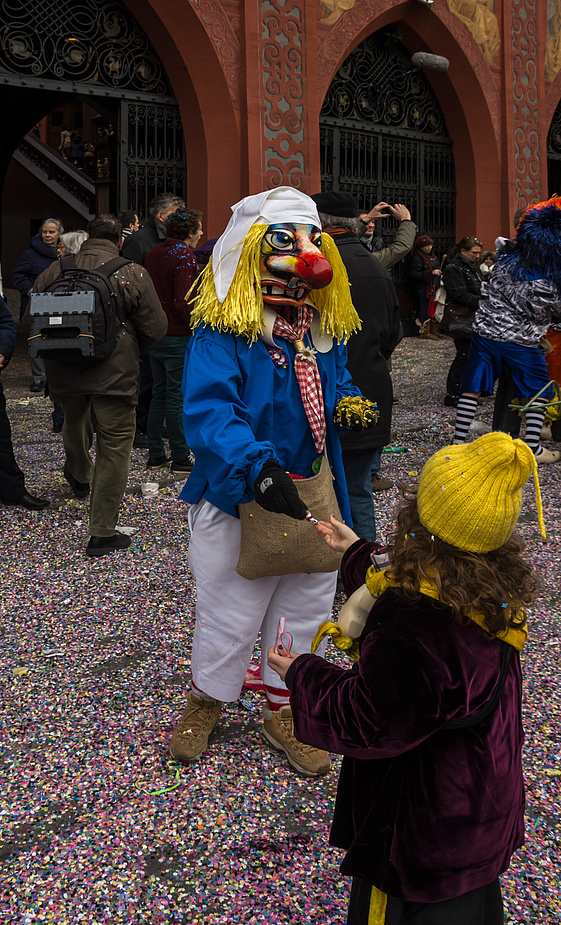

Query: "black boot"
left=86, top=534, right=132, bottom=557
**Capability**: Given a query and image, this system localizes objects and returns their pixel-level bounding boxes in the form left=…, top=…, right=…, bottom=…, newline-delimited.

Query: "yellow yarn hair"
left=189, top=225, right=361, bottom=343
left=308, top=233, right=361, bottom=343
left=189, top=224, right=268, bottom=342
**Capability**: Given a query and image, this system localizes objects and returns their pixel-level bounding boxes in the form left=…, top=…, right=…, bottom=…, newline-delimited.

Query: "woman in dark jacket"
left=12, top=218, right=64, bottom=391
left=408, top=235, right=442, bottom=337
left=441, top=236, right=483, bottom=406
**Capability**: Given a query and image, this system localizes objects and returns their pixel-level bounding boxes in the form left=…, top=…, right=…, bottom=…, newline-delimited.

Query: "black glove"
left=254, top=458, right=307, bottom=520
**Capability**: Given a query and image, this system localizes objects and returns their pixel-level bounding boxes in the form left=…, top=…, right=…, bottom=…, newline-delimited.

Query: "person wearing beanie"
left=453, top=196, right=561, bottom=464
left=268, top=431, right=539, bottom=925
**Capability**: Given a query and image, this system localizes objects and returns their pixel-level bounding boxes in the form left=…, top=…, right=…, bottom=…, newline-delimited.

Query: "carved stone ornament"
left=188, top=0, right=240, bottom=108
left=512, top=0, right=541, bottom=207
left=262, top=0, right=306, bottom=189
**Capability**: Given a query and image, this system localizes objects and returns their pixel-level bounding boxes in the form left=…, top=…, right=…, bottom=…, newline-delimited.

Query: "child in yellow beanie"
left=268, top=432, right=540, bottom=925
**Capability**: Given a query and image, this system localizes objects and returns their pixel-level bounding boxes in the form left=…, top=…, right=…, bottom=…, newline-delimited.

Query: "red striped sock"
left=265, top=684, right=290, bottom=711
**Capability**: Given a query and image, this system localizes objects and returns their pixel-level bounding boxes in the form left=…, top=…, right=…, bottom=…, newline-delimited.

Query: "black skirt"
left=347, top=877, right=504, bottom=925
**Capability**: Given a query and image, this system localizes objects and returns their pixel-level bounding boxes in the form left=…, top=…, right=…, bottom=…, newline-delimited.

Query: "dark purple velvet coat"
left=285, top=540, right=525, bottom=903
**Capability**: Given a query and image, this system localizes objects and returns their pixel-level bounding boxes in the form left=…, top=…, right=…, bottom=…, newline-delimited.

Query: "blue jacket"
left=0, top=295, right=17, bottom=368
left=180, top=325, right=359, bottom=524
left=12, top=235, right=58, bottom=318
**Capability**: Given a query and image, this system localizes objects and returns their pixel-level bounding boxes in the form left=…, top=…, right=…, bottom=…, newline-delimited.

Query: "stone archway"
left=315, top=0, right=503, bottom=239
left=547, top=97, right=561, bottom=198
left=320, top=30, right=456, bottom=261
left=0, top=0, right=187, bottom=219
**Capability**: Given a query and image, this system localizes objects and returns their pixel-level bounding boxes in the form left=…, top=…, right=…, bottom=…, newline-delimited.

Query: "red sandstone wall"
left=125, top=0, right=559, bottom=245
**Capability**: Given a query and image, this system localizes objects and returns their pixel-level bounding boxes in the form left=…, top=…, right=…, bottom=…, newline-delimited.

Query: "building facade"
left=124, top=0, right=561, bottom=242
left=2, top=0, right=561, bottom=273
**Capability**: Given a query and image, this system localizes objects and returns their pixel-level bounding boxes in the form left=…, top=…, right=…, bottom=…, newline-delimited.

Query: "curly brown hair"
left=166, top=209, right=202, bottom=241
left=386, top=496, right=538, bottom=637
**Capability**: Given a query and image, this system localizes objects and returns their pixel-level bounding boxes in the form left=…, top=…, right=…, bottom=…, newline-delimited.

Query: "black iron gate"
left=0, top=0, right=186, bottom=216
left=120, top=100, right=186, bottom=217
left=547, top=99, right=561, bottom=198
left=320, top=32, right=456, bottom=265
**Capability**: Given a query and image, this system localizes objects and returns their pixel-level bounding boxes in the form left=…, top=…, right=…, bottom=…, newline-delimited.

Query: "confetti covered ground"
left=1, top=334, right=560, bottom=924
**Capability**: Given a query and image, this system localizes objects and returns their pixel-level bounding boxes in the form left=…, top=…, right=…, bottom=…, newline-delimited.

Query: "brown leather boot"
left=262, top=705, right=331, bottom=776
left=418, top=320, right=438, bottom=340
left=430, top=318, right=447, bottom=339
left=169, top=691, right=223, bottom=763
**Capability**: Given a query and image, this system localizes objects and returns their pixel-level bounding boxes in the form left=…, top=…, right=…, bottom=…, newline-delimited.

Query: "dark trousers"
left=135, top=353, right=153, bottom=434
left=147, top=336, right=191, bottom=463
left=416, top=288, right=430, bottom=325
left=492, top=369, right=522, bottom=437
left=347, top=877, right=504, bottom=925
left=446, top=335, right=471, bottom=397
left=341, top=446, right=378, bottom=543
left=0, top=381, right=25, bottom=502
left=56, top=393, right=136, bottom=536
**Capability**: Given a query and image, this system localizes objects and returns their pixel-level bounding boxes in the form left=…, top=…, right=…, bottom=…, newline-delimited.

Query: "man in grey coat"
left=34, top=215, right=167, bottom=555
left=121, top=193, right=185, bottom=266
left=356, top=201, right=417, bottom=269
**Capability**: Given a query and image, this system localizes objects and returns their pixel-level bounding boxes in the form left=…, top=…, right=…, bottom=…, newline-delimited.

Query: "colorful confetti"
left=0, top=336, right=559, bottom=923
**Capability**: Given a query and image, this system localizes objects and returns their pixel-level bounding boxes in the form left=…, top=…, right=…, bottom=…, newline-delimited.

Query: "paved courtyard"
left=1, top=334, right=560, bottom=924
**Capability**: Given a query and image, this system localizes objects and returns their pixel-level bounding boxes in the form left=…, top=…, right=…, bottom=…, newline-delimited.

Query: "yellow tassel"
left=334, top=396, right=380, bottom=428
left=528, top=451, right=547, bottom=543
left=368, top=887, right=388, bottom=925
left=309, top=233, right=361, bottom=343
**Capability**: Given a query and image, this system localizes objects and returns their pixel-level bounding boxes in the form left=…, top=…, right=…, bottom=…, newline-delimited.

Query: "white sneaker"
left=469, top=421, right=492, bottom=435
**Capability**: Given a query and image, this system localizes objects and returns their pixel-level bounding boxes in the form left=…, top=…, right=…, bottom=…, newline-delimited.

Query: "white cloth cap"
left=211, top=187, right=321, bottom=303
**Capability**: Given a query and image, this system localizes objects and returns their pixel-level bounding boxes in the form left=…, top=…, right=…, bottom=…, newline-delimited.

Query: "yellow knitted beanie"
left=417, top=432, right=545, bottom=552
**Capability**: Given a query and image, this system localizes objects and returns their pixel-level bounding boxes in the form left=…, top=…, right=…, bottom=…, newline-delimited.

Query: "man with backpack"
left=32, top=214, right=167, bottom=556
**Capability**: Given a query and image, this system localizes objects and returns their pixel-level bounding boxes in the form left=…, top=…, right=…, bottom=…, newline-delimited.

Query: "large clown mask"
left=188, top=187, right=360, bottom=345
left=259, top=223, right=333, bottom=318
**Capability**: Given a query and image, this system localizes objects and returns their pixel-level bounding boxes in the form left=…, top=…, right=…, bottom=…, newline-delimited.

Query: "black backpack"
left=28, top=255, right=131, bottom=362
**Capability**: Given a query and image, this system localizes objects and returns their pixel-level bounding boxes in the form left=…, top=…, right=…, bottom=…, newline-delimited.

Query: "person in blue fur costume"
left=453, top=196, right=561, bottom=463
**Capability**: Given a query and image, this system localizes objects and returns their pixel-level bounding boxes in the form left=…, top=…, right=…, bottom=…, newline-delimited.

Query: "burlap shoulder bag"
left=235, top=455, right=343, bottom=580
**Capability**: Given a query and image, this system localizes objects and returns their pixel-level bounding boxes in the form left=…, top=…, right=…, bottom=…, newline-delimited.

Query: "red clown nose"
left=295, top=249, right=334, bottom=289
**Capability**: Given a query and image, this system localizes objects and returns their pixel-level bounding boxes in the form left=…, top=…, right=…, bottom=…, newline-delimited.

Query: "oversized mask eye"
left=263, top=229, right=297, bottom=252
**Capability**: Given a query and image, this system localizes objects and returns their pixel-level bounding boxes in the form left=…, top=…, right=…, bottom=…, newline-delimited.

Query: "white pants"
left=187, top=500, right=336, bottom=702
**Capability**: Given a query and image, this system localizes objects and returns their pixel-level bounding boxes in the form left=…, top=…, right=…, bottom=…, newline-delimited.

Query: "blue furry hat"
left=499, top=196, right=561, bottom=293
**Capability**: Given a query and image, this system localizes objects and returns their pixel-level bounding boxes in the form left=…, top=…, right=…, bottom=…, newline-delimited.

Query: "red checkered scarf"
left=272, top=307, right=326, bottom=453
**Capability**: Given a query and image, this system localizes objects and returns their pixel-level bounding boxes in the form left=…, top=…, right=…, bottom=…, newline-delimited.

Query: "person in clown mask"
left=170, top=187, right=377, bottom=775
